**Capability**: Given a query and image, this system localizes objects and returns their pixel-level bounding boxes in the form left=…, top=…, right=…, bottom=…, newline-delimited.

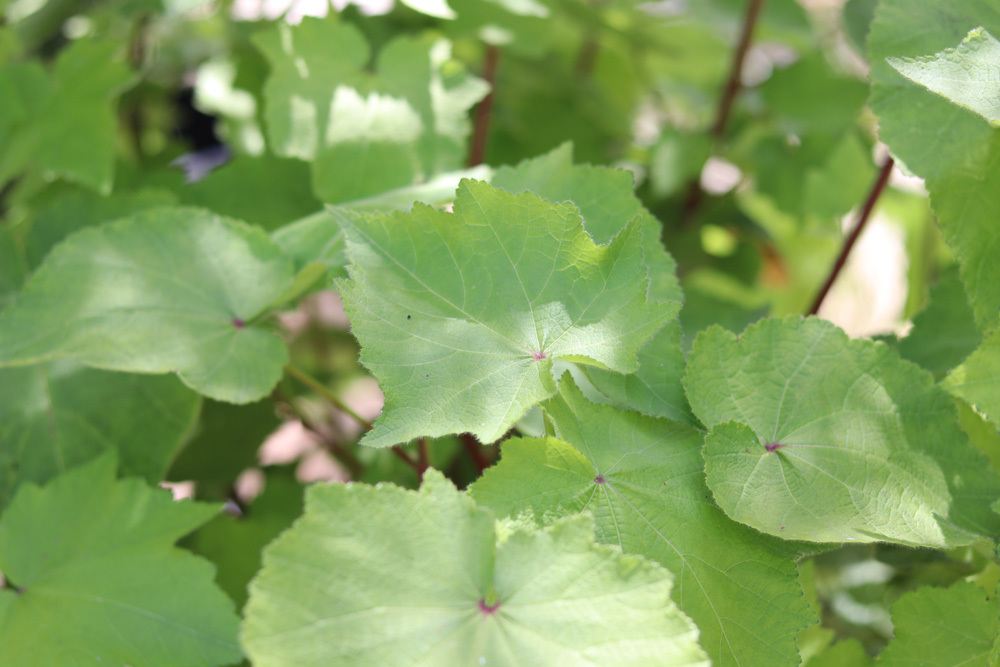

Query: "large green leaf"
left=887, top=27, right=1000, bottom=127
left=253, top=20, right=486, bottom=203
left=0, top=208, right=296, bottom=403
left=491, top=144, right=688, bottom=421
left=242, top=470, right=707, bottom=666
left=0, top=455, right=241, bottom=666
left=877, top=582, right=999, bottom=666
left=0, top=39, right=133, bottom=193
left=684, top=317, right=1000, bottom=546
left=338, top=179, right=676, bottom=446
left=869, top=0, right=1000, bottom=327
left=945, top=327, right=1000, bottom=430
left=471, top=378, right=813, bottom=667
left=0, top=362, right=200, bottom=508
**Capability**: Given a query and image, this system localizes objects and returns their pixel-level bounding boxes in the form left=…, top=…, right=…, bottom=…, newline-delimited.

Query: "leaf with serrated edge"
left=242, top=470, right=708, bottom=667
left=337, top=179, right=675, bottom=446
left=684, top=317, right=1000, bottom=545
left=0, top=454, right=241, bottom=666
left=472, top=377, right=813, bottom=667
left=869, top=1, right=1000, bottom=327
left=945, top=327, right=1000, bottom=430
left=888, top=27, right=1000, bottom=127
left=0, top=361, right=200, bottom=508
left=878, top=582, right=999, bottom=667
left=0, top=208, right=295, bottom=403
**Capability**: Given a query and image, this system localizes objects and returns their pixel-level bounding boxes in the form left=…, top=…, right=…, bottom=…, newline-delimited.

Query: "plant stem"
left=468, top=44, right=501, bottom=167
left=807, top=157, right=895, bottom=316
left=417, top=438, right=429, bottom=478
left=681, top=0, right=766, bottom=226
left=284, top=365, right=372, bottom=431
left=392, top=446, right=420, bottom=472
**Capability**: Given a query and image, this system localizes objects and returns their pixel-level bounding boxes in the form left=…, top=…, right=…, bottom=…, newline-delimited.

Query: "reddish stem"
left=416, top=438, right=429, bottom=479
left=681, top=0, right=765, bottom=226
left=392, top=446, right=420, bottom=473
left=807, top=157, right=895, bottom=316
left=468, top=45, right=501, bottom=167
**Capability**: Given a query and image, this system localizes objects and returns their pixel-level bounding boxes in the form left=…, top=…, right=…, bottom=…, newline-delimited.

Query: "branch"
left=284, top=365, right=372, bottom=430
left=467, top=45, right=501, bottom=167
left=681, top=0, right=766, bottom=226
left=460, top=433, right=491, bottom=475
left=807, top=157, right=895, bottom=316
left=416, top=438, right=429, bottom=479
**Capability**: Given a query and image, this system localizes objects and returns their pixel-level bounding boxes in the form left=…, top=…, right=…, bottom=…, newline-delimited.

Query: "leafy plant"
left=1, top=0, right=999, bottom=665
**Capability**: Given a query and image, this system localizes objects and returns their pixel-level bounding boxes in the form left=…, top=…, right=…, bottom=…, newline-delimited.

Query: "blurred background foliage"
left=0, top=0, right=988, bottom=661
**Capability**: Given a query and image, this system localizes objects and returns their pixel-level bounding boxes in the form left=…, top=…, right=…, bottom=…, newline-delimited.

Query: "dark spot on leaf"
left=232, top=317, right=246, bottom=329
left=765, top=442, right=783, bottom=453
left=406, top=314, right=411, bottom=320
left=478, top=598, right=501, bottom=615
left=594, top=474, right=606, bottom=485
left=531, top=350, right=547, bottom=361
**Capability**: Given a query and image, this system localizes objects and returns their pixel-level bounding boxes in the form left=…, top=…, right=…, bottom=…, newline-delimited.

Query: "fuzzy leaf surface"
left=472, top=378, right=813, bottom=667
left=684, top=317, right=1000, bottom=545
left=242, top=470, right=707, bottom=666
left=0, top=455, right=241, bottom=666
left=0, top=208, right=295, bottom=403
left=338, top=180, right=675, bottom=446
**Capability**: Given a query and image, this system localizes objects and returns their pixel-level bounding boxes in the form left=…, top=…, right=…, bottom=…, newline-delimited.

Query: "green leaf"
left=491, top=144, right=687, bottom=420
left=896, top=268, right=981, bottom=378
left=187, top=467, right=304, bottom=607
left=887, top=27, right=1000, bottom=127
left=24, top=186, right=177, bottom=268
left=945, top=327, right=1000, bottom=430
left=0, top=227, right=26, bottom=309
left=253, top=20, right=485, bottom=203
left=242, top=470, right=707, bottom=666
left=878, top=582, right=999, bottom=666
left=0, top=455, right=241, bottom=666
left=180, top=155, right=321, bottom=230
left=471, top=377, right=813, bottom=667
left=0, top=208, right=296, bottom=403
left=684, top=317, right=1000, bottom=546
left=338, top=180, right=675, bottom=446
left=400, top=0, right=455, bottom=19
left=869, top=0, right=1000, bottom=327
left=805, top=639, right=872, bottom=667
left=0, top=361, right=200, bottom=509
left=0, top=39, right=134, bottom=193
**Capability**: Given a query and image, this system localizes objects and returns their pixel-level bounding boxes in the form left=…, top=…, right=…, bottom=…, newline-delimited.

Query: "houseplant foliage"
left=0, top=0, right=999, bottom=664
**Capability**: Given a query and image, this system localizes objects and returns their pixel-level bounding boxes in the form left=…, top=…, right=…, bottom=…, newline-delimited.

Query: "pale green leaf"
left=684, top=317, right=1000, bottom=545
left=491, top=144, right=687, bottom=420
left=806, top=639, right=872, bottom=667
left=0, top=208, right=296, bottom=403
left=400, top=0, right=455, bottom=19
left=869, top=0, right=1000, bottom=327
left=253, top=20, right=485, bottom=203
left=0, top=361, right=200, bottom=508
left=338, top=180, right=675, bottom=446
left=888, top=27, right=1000, bottom=127
left=242, top=470, right=707, bottom=667
left=878, top=582, right=999, bottom=666
left=471, top=378, right=814, bottom=667
left=945, top=327, right=1000, bottom=430
left=0, top=455, right=241, bottom=666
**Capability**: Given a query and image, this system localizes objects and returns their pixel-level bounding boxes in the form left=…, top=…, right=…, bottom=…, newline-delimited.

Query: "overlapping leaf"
left=869, top=0, right=1000, bottom=327
left=0, top=208, right=296, bottom=403
left=684, top=317, right=1000, bottom=545
left=253, top=19, right=486, bottom=203
left=472, top=378, right=813, bottom=667
left=878, top=582, right=999, bottom=666
left=242, top=470, right=707, bottom=666
left=945, top=328, right=1000, bottom=430
left=0, top=362, right=200, bottom=508
left=338, top=179, right=675, bottom=446
left=0, top=455, right=241, bottom=666
left=491, top=144, right=688, bottom=420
